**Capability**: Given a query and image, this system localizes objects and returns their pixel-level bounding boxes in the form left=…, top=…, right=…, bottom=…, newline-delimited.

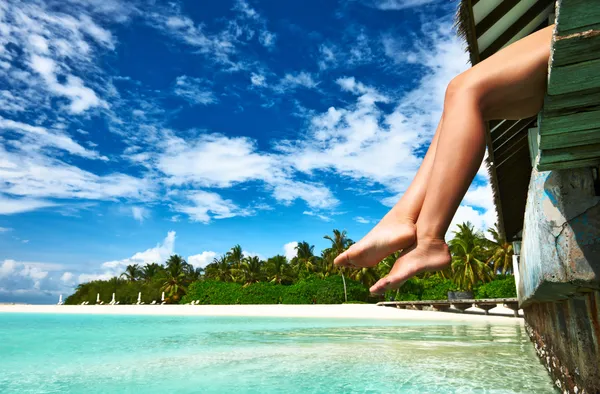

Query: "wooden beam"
left=552, top=29, right=600, bottom=67
left=556, top=0, right=600, bottom=35
left=475, top=0, right=520, bottom=38
left=538, top=157, right=600, bottom=171
left=543, top=87, right=600, bottom=116
left=539, top=143, right=600, bottom=164
left=539, top=109, right=600, bottom=135
left=547, top=58, right=600, bottom=96
left=480, top=0, right=553, bottom=60
left=539, top=128, right=600, bottom=150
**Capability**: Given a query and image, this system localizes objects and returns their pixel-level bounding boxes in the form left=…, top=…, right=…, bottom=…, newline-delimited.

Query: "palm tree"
left=204, top=256, right=232, bottom=282
left=141, top=263, right=162, bottom=281
left=226, top=245, right=244, bottom=269
left=294, top=241, right=317, bottom=273
left=349, top=267, right=379, bottom=288
left=485, top=226, right=514, bottom=275
left=235, top=256, right=264, bottom=286
left=449, top=222, right=493, bottom=291
left=161, top=269, right=187, bottom=302
left=121, top=264, right=140, bottom=282
left=324, top=230, right=353, bottom=302
left=265, top=255, right=293, bottom=284
left=323, top=230, right=353, bottom=271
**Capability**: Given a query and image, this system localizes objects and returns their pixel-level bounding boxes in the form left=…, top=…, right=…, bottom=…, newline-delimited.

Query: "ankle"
left=386, top=209, right=417, bottom=225
left=415, top=236, right=448, bottom=248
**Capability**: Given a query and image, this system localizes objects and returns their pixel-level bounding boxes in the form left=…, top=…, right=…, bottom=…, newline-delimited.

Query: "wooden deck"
left=377, top=298, right=521, bottom=317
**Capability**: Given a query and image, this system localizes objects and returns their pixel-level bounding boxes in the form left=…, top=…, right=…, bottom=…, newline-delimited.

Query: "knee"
left=443, top=71, right=484, bottom=111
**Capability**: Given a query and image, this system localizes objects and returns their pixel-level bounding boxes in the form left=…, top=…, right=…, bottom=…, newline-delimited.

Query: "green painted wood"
left=543, top=87, right=600, bottom=115
left=538, top=156, right=600, bottom=171
left=539, top=128, right=600, bottom=150
left=552, top=30, right=600, bottom=67
left=556, top=0, right=600, bottom=35
left=538, top=143, right=600, bottom=164
left=547, top=58, right=600, bottom=96
left=539, top=109, right=600, bottom=135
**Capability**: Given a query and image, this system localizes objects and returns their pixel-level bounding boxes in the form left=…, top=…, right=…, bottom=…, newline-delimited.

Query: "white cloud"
left=447, top=205, right=496, bottom=240
left=0, top=195, right=57, bottom=215
left=303, top=211, right=333, bottom=222
left=29, top=54, right=107, bottom=114
left=364, top=0, right=436, bottom=10
left=354, top=216, right=370, bottom=224
left=188, top=251, right=217, bottom=269
left=259, top=31, right=276, bottom=47
left=283, top=241, right=298, bottom=261
left=60, top=272, right=74, bottom=283
left=175, top=191, right=252, bottom=223
left=0, top=117, right=105, bottom=160
left=131, top=206, right=150, bottom=223
left=173, top=75, right=216, bottom=105
left=0, top=144, right=153, bottom=202
left=0, top=227, right=12, bottom=233
left=250, top=72, right=267, bottom=87
left=157, top=134, right=278, bottom=188
left=276, top=72, right=319, bottom=92
left=0, top=259, right=68, bottom=296
left=101, top=231, right=176, bottom=274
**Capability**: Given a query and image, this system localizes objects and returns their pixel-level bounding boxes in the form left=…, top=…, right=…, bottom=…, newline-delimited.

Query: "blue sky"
left=0, top=0, right=496, bottom=303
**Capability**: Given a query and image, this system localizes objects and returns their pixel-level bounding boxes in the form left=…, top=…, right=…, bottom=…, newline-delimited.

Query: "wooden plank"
left=538, top=157, right=600, bottom=171
left=556, top=0, right=600, bottom=35
left=543, top=87, right=600, bottom=115
left=539, top=109, right=600, bottom=135
left=538, top=143, right=600, bottom=164
left=552, top=29, right=600, bottom=67
left=475, top=0, right=520, bottom=38
left=547, top=58, right=600, bottom=96
left=480, top=0, right=553, bottom=60
left=539, top=128, right=600, bottom=149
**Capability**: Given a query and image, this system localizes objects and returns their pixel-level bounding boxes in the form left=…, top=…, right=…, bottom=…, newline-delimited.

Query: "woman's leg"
left=370, top=25, right=554, bottom=294
left=334, top=117, right=443, bottom=268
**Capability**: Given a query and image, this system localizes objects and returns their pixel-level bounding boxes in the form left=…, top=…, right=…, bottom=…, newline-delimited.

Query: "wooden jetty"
left=377, top=298, right=520, bottom=317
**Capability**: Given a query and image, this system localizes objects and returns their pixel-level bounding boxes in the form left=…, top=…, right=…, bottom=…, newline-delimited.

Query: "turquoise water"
left=0, top=313, right=555, bottom=393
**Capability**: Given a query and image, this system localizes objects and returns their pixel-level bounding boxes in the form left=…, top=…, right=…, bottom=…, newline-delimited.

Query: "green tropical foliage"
left=485, top=227, right=514, bottom=275
left=448, top=222, right=493, bottom=291
left=66, top=224, right=517, bottom=305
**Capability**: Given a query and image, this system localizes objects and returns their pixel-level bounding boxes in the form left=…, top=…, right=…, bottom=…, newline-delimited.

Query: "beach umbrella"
left=58, top=294, right=63, bottom=305
left=161, top=292, right=165, bottom=302
left=137, top=292, right=141, bottom=303
left=96, top=293, right=100, bottom=303
left=111, top=293, right=116, bottom=304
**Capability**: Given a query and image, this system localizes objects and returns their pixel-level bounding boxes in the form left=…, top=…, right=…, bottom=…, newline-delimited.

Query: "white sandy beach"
left=0, top=303, right=523, bottom=324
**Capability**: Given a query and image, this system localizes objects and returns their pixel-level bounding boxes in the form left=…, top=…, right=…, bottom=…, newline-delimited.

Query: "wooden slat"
left=539, top=143, right=600, bottom=164
left=552, top=29, right=600, bottom=67
left=547, top=58, right=600, bottom=96
left=480, top=0, right=554, bottom=60
left=539, top=109, right=600, bottom=135
left=543, top=87, right=600, bottom=115
left=538, top=157, right=600, bottom=171
left=556, top=0, right=600, bottom=35
left=540, top=128, right=600, bottom=150
left=476, top=0, right=520, bottom=38
left=495, top=135, right=529, bottom=168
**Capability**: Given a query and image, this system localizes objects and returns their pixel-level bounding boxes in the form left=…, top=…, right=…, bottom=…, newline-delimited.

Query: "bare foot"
left=334, top=213, right=416, bottom=268
left=369, top=238, right=451, bottom=294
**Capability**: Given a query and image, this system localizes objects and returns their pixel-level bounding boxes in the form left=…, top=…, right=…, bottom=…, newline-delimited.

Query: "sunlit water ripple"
left=0, top=313, right=555, bottom=393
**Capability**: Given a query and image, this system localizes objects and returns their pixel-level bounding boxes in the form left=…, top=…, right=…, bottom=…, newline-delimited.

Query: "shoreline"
left=0, top=304, right=523, bottom=324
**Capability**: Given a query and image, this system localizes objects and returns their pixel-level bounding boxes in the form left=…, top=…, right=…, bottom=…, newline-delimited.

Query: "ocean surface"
left=0, top=313, right=555, bottom=393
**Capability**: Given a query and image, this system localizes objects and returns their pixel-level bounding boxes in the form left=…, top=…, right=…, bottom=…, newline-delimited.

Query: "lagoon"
left=0, top=313, right=554, bottom=393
